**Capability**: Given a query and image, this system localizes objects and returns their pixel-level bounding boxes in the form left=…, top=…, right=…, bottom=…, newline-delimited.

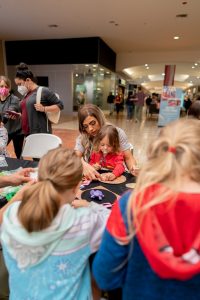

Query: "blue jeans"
left=127, top=105, right=134, bottom=119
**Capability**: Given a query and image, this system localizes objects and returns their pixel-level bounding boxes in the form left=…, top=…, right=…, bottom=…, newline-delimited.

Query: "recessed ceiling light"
left=146, top=67, right=149, bottom=69
left=145, top=64, right=148, bottom=67
left=174, top=36, right=180, bottom=40
left=192, top=66, right=195, bottom=69
left=176, top=14, right=188, bottom=18
left=162, top=73, right=165, bottom=76
left=48, top=24, right=58, bottom=28
left=194, top=63, right=198, bottom=66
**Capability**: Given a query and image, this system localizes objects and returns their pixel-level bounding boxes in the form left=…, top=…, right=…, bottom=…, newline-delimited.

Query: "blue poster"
left=158, top=86, right=183, bottom=127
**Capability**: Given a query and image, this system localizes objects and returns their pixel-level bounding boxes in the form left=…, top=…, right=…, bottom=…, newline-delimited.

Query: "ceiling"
left=0, top=0, right=199, bottom=93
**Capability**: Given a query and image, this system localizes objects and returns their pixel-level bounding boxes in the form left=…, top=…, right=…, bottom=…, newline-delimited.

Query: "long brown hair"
left=18, top=148, right=82, bottom=233
left=78, top=103, right=106, bottom=134
left=93, top=124, right=120, bottom=153
left=77, top=104, right=107, bottom=161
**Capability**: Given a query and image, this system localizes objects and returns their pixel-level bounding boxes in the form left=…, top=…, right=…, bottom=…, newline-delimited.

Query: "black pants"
left=8, top=133, right=24, bottom=159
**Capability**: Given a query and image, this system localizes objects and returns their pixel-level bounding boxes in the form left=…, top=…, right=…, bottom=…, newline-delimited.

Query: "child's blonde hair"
left=127, top=118, right=200, bottom=240
left=93, top=124, right=120, bottom=153
left=18, top=148, right=82, bottom=233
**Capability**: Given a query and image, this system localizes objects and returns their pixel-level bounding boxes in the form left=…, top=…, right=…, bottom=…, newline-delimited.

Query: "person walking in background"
left=126, top=91, right=135, bottom=121
left=107, top=92, right=115, bottom=115
left=0, top=76, right=24, bottom=158
left=134, top=86, right=146, bottom=122
left=90, top=124, right=125, bottom=181
left=93, top=118, right=200, bottom=300
left=114, top=92, right=123, bottom=116
left=183, top=95, right=192, bottom=114
left=1, top=148, right=110, bottom=300
left=14, top=62, right=64, bottom=136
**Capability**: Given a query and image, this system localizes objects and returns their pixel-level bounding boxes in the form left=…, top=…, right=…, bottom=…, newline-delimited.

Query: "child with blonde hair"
left=90, top=124, right=125, bottom=181
left=1, top=148, right=110, bottom=300
left=93, top=118, right=200, bottom=300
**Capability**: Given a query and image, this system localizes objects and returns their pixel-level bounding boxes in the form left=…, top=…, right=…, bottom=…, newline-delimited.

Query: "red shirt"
left=90, top=151, right=125, bottom=177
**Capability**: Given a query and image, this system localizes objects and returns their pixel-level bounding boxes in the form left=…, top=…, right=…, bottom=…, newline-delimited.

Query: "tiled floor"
left=7, top=108, right=160, bottom=165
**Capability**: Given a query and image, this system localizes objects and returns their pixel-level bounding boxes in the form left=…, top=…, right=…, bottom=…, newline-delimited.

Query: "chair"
left=21, top=133, right=62, bottom=159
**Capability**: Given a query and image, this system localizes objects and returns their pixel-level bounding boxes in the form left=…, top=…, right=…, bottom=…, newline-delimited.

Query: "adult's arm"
left=123, top=149, right=138, bottom=176
left=40, top=87, right=64, bottom=111
left=117, top=127, right=138, bottom=175
left=0, top=168, right=34, bottom=188
left=92, top=193, right=130, bottom=290
left=75, top=150, right=102, bottom=180
left=74, top=135, right=102, bottom=180
left=0, top=180, right=35, bottom=224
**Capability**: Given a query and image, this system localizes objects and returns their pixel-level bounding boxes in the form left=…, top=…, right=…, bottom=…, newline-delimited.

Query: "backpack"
left=36, top=87, right=60, bottom=124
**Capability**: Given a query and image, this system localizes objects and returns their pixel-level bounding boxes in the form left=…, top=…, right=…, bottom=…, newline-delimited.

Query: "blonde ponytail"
left=18, top=148, right=83, bottom=232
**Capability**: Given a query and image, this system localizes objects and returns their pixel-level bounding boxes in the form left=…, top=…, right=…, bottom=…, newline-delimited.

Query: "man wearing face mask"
left=14, top=63, right=64, bottom=137
left=0, top=75, right=24, bottom=159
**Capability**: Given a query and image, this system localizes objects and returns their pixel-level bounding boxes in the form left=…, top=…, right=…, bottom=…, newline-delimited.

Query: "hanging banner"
left=158, top=86, right=183, bottom=127
left=163, top=65, right=176, bottom=86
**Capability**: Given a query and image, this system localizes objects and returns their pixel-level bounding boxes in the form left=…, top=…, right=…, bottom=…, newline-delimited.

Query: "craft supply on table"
left=90, top=189, right=104, bottom=200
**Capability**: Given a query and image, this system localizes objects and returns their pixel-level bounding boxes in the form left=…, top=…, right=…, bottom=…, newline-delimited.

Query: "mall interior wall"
left=5, top=37, right=116, bottom=115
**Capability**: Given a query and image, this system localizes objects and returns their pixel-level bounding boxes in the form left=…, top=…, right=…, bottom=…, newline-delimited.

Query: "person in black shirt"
left=107, top=92, right=115, bottom=115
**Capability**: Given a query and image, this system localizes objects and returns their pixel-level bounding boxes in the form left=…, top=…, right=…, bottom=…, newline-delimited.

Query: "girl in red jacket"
left=90, top=124, right=125, bottom=181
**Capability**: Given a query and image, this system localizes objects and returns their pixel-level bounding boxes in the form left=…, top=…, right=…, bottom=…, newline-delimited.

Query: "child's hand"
left=71, top=199, right=90, bottom=208
left=93, top=163, right=101, bottom=170
left=101, top=172, right=116, bottom=181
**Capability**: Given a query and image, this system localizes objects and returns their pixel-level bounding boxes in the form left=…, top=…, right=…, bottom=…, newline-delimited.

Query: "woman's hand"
left=82, top=161, right=102, bottom=180
left=34, top=103, right=45, bottom=112
left=93, top=163, right=101, bottom=170
left=3, top=168, right=35, bottom=186
left=101, top=172, right=116, bottom=181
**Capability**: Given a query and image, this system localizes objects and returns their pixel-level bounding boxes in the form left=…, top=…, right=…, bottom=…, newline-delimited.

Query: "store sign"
left=158, top=86, right=183, bottom=127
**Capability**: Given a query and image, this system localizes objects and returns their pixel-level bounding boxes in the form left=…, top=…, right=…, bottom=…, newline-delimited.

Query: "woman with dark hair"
left=14, top=63, right=64, bottom=136
left=0, top=75, right=24, bottom=158
left=74, top=103, right=137, bottom=180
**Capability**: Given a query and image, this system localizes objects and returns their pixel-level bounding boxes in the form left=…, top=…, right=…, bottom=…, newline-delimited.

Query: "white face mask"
left=17, top=85, right=28, bottom=96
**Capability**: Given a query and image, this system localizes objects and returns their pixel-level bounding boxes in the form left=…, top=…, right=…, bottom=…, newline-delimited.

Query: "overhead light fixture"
left=176, top=14, right=188, bottom=18
left=174, top=36, right=180, bottom=40
left=162, top=73, right=165, bottom=76
left=145, top=64, right=148, bottom=67
left=192, top=66, right=195, bottom=69
left=194, top=63, right=198, bottom=66
left=48, top=24, right=58, bottom=28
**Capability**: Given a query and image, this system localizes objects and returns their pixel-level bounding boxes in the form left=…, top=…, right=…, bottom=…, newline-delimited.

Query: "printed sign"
left=158, top=86, right=183, bottom=127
